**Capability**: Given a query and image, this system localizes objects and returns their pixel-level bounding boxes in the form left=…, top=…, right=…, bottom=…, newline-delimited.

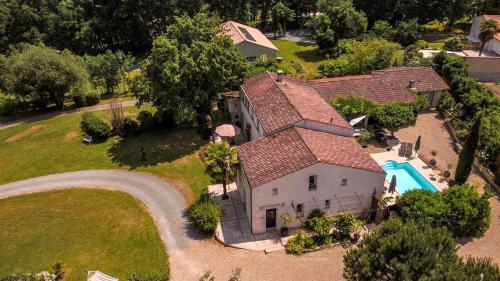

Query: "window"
left=296, top=204, right=304, bottom=217
left=272, top=188, right=278, bottom=196
left=235, top=114, right=239, bottom=120
left=325, top=199, right=331, bottom=209
left=246, top=56, right=257, bottom=63
left=341, top=178, right=348, bottom=186
left=309, top=175, right=317, bottom=190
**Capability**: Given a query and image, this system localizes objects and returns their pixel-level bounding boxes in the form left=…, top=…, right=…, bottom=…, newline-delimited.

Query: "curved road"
left=0, top=169, right=203, bottom=280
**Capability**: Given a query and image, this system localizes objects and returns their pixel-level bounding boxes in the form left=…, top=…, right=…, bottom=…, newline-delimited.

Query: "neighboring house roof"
left=309, top=67, right=449, bottom=105
left=241, top=72, right=351, bottom=134
left=223, top=21, right=278, bottom=50
left=238, top=126, right=384, bottom=188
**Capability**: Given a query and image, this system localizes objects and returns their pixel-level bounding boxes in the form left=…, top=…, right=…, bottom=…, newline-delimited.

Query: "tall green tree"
left=308, top=0, right=367, bottom=53
left=344, top=218, right=459, bottom=280
left=204, top=142, right=239, bottom=200
left=478, top=19, right=499, bottom=56
left=271, top=1, right=295, bottom=37
left=455, top=116, right=481, bottom=184
left=84, top=51, right=133, bottom=95
left=131, top=13, right=247, bottom=124
left=4, top=45, right=89, bottom=110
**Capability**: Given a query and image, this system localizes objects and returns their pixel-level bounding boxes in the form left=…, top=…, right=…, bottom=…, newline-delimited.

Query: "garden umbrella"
left=215, top=124, right=241, bottom=138
left=388, top=175, right=397, bottom=194
left=415, top=135, right=422, bottom=153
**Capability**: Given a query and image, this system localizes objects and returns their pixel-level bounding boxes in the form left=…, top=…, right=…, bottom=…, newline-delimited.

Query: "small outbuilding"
left=223, top=21, right=278, bottom=63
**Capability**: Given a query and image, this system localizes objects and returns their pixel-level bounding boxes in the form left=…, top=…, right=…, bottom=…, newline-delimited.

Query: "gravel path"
left=0, top=101, right=137, bottom=130
left=0, top=170, right=348, bottom=280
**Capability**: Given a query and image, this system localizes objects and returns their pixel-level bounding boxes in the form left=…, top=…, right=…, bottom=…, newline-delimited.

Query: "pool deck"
left=370, top=145, right=449, bottom=198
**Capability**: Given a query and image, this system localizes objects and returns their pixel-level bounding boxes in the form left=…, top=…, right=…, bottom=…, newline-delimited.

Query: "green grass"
left=271, top=39, right=324, bottom=80
left=0, top=189, right=168, bottom=280
left=0, top=106, right=211, bottom=200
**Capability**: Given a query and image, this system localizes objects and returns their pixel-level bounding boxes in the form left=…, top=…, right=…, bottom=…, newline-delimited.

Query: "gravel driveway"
left=0, top=170, right=348, bottom=280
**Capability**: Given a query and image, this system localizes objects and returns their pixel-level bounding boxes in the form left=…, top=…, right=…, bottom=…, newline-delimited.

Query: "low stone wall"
left=464, top=56, right=500, bottom=82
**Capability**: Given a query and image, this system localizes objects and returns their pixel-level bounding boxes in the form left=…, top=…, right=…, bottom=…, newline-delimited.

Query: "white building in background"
left=223, top=21, right=278, bottom=63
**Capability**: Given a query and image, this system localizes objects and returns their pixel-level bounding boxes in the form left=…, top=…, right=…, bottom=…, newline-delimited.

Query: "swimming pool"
left=381, top=160, right=438, bottom=193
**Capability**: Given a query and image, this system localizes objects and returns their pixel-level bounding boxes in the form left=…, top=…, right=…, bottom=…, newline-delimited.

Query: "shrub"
left=137, top=110, right=159, bottom=133
left=307, top=208, right=325, bottom=220
left=80, top=112, right=111, bottom=140
left=0, top=92, right=18, bottom=115
left=443, top=36, right=464, bottom=51
left=285, top=230, right=315, bottom=255
left=333, top=212, right=361, bottom=238
left=291, top=61, right=305, bottom=73
left=343, top=219, right=459, bottom=280
left=122, top=118, right=141, bottom=137
left=397, top=189, right=445, bottom=226
left=442, top=185, right=491, bottom=237
left=308, top=216, right=334, bottom=243
left=355, top=131, right=370, bottom=143
left=84, top=90, right=101, bottom=106
left=72, top=92, right=86, bottom=108
left=188, top=197, right=222, bottom=236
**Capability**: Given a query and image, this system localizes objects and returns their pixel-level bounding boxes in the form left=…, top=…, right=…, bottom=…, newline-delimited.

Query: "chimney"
left=408, top=80, right=416, bottom=89
left=277, top=70, right=284, bottom=82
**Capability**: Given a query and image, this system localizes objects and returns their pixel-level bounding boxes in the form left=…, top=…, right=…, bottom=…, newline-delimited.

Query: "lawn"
left=0, top=189, right=168, bottom=280
left=271, top=39, right=324, bottom=80
left=0, top=105, right=211, bottom=201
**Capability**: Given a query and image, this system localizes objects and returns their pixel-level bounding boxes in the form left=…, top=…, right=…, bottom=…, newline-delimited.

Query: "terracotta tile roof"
left=241, top=72, right=302, bottom=133
left=241, top=72, right=351, bottom=134
left=238, top=127, right=384, bottom=188
left=223, top=21, right=278, bottom=50
left=483, top=15, right=500, bottom=40
left=309, top=67, right=449, bottom=105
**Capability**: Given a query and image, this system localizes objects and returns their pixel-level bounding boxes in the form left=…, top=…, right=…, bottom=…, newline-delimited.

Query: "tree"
left=84, top=51, right=133, bottom=95
left=205, top=142, right=239, bottom=200
left=455, top=116, right=481, bottom=183
left=443, top=36, right=464, bottom=51
left=390, top=20, right=423, bottom=46
left=441, top=184, right=491, bottom=237
left=318, top=38, right=403, bottom=77
left=4, top=45, right=89, bottom=110
left=271, top=2, right=295, bottom=37
left=331, top=95, right=377, bottom=118
left=344, top=219, right=458, bottom=281
left=308, top=0, right=367, bottom=53
left=132, top=13, right=247, bottom=124
left=478, top=19, right=499, bottom=56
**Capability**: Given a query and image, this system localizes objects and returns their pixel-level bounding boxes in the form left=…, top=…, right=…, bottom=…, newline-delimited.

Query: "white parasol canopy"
left=87, top=271, right=119, bottom=281
left=349, top=115, right=366, bottom=126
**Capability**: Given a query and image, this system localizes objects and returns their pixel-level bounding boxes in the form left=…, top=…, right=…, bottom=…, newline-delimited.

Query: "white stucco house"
left=234, top=72, right=386, bottom=234
left=468, top=15, right=500, bottom=55
left=223, top=21, right=278, bottom=63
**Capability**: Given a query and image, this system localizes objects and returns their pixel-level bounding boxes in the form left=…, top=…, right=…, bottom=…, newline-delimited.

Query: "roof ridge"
left=309, top=75, right=374, bottom=83
left=228, top=21, right=246, bottom=42
left=268, top=72, right=307, bottom=121
left=292, top=127, right=321, bottom=163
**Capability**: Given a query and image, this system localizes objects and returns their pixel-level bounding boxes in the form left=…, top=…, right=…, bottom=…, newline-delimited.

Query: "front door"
left=266, top=208, right=276, bottom=229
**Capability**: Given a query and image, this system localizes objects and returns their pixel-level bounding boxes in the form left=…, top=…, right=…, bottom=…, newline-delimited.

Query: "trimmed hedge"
left=188, top=197, right=222, bottom=236
left=80, top=112, right=111, bottom=140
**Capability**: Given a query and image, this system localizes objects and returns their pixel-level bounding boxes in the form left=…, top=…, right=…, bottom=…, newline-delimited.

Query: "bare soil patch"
left=6, top=125, right=45, bottom=143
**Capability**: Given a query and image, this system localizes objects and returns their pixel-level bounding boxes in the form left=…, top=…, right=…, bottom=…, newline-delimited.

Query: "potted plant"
left=355, top=131, right=371, bottom=148
left=443, top=163, right=452, bottom=178
left=430, top=150, right=438, bottom=167
left=280, top=213, right=291, bottom=237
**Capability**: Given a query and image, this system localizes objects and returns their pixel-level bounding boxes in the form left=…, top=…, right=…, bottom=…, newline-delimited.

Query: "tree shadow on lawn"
left=295, top=48, right=323, bottom=63
left=108, top=128, right=205, bottom=169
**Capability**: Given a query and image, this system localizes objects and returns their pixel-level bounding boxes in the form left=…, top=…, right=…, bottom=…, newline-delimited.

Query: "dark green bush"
left=128, top=272, right=168, bottom=281
left=72, top=91, right=86, bottom=107
left=0, top=92, right=18, bottom=115
left=305, top=208, right=326, bottom=230
left=397, top=189, right=446, bottom=226
left=81, top=112, right=111, bottom=140
left=333, top=212, right=361, bottom=238
left=137, top=110, right=159, bottom=133
left=188, top=197, right=222, bottom=236
left=122, top=117, right=141, bottom=137
left=443, top=36, right=463, bottom=51
left=84, top=90, right=101, bottom=106
left=442, top=185, right=491, bottom=237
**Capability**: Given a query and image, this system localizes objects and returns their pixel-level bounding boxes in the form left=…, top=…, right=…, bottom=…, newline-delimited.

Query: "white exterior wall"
left=236, top=41, right=277, bottom=61
left=248, top=162, right=386, bottom=234
left=485, top=38, right=500, bottom=55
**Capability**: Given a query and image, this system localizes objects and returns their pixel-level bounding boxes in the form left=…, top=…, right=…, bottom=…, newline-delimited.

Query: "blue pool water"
left=381, top=160, right=438, bottom=193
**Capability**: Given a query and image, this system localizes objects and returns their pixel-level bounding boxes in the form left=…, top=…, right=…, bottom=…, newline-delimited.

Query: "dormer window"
left=309, top=175, right=317, bottom=190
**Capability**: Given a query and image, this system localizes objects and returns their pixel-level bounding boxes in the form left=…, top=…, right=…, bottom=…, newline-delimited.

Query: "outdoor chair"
left=83, top=134, right=93, bottom=145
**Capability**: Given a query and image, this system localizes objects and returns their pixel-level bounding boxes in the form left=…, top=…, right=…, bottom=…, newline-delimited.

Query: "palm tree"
left=478, top=19, right=498, bottom=56
left=205, top=142, right=239, bottom=200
